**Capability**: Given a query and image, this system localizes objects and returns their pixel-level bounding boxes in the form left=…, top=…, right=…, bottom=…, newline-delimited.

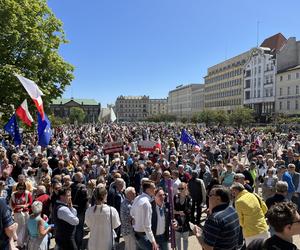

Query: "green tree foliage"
left=0, top=0, right=74, bottom=121
left=229, top=107, right=254, bottom=127
left=69, top=107, right=86, bottom=124
left=146, top=114, right=177, bottom=122
left=197, top=110, right=217, bottom=125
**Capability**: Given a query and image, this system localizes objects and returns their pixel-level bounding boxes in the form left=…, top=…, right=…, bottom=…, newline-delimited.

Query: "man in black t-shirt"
left=247, top=202, right=299, bottom=250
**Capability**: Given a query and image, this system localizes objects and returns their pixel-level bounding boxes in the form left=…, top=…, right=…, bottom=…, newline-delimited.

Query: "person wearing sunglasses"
left=247, top=202, right=299, bottom=250
left=11, top=182, right=33, bottom=249
left=174, top=182, right=191, bottom=250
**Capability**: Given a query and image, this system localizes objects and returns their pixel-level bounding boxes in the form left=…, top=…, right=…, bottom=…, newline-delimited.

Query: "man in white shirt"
left=130, top=180, right=158, bottom=250
left=172, top=170, right=181, bottom=196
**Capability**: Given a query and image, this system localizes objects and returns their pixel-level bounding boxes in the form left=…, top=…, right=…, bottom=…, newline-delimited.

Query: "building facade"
left=276, top=66, right=300, bottom=115
left=149, top=98, right=167, bottom=116
left=191, top=84, right=205, bottom=114
left=115, top=95, right=149, bottom=122
left=168, top=84, right=202, bottom=119
left=204, top=51, right=250, bottom=112
left=50, top=98, right=101, bottom=123
left=243, top=47, right=277, bottom=118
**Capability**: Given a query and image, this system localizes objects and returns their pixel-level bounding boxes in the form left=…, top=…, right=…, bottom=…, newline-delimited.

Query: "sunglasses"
left=178, top=188, right=185, bottom=190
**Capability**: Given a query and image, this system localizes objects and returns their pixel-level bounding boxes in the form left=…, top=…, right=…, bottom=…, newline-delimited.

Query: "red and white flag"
left=15, top=99, right=34, bottom=126
left=15, top=74, right=45, bottom=120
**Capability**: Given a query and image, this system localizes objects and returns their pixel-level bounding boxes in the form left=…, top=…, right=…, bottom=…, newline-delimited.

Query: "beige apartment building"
left=204, top=51, right=250, bottom=111
left=191, top=84, right=205, bottom=114
left=149, top=98, right=167, bottom=116
left=276, top=66, right=300, bottom=115
left=168, top=84, right=202, bottom=119
left=115, top=95, right=149, bottom=121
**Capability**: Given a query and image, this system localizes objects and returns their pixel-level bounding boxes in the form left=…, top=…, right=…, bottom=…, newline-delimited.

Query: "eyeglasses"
left=178, top=188, right=184, bottom=190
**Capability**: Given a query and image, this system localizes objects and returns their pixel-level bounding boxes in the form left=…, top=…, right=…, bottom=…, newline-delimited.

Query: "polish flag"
left=15, top=74, right=45, bottom=120
left=15, top=99, right=34, bottom=126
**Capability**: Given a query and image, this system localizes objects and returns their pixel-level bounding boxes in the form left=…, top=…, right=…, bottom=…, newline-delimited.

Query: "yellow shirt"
left=235, top=190, right=269, bottom=237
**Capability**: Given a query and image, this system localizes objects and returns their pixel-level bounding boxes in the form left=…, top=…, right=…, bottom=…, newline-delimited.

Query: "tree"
left=197, top=110, right=217, bottom=126
left=69, top=107, right=86, bottom=124
left=229, top=107, right=254, bottom=128
left=214, top=110, right=229, bottom=126
left=0, top=0, right=74, bottom=121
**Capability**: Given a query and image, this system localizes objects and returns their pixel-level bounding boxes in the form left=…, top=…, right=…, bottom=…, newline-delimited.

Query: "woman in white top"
left=85, top=184, right=121, bottom=250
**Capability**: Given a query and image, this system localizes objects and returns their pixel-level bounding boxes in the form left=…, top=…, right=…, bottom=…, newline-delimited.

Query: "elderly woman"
left=262, top=168, right=278, bottom=200
left=27, top=201, right=52, bottom=250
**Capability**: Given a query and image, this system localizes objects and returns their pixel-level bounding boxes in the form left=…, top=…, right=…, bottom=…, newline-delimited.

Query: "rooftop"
left=51, top=98, right=99, bottom=105
left=260, top=33, right=287, bottom=53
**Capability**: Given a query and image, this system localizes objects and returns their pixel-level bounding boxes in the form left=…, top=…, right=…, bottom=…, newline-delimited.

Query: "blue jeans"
left=175, top=231, right=189, bottom=250
left=135, top=232, right=152, bottom=250
left=155, top=234, right=168, bottom=250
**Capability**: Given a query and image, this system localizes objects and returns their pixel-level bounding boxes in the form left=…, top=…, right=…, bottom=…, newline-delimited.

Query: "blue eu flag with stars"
left=4, top=114, right=22, bottom=145
left=180, top=129, right=199, bottom=146
left=37, top=112, right=52, bottom=147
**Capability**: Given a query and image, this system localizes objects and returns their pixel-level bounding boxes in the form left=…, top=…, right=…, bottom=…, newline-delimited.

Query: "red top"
left=11, top=191, right=33, bottom=213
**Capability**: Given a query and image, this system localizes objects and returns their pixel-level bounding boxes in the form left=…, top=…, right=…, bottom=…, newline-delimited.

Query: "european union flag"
left=180, top=129, right=199, bottom=146
left=37, top=112, right=52, bottom=147
left=4, top=114, right=22, bottom=145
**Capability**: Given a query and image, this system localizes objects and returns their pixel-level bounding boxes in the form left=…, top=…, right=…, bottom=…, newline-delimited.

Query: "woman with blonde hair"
left=85, top=185, right=120, bottom=250
left=27, top=201, right=52, bottom=250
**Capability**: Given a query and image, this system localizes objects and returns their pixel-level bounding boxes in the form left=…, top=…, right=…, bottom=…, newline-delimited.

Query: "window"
left=258, top=66, right=261, bottom=73
left=288, top=87, right=290, bottom=95
left=280, top=76, right=283, bottom=81
left=287, top=101, right=290, bottom=110
left=280, top=88, right=282, bottom=96
left=297, top=72, right=300, bottom=79
left=288, top=74, right=291, bottom=80
left=270, top=88, right=273, bottom=96
left=279, top=102, right=282, bottom=110
left=296, top=86, right=299, bottom=94
left=265, top=89, right=269, bottom=97
left=257, top=90, right=260, bottom=98
left=296, top=100, right=299, bottom=110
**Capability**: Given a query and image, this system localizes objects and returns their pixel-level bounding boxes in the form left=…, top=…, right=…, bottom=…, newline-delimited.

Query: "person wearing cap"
left=278, top=165, right=295, bottom=201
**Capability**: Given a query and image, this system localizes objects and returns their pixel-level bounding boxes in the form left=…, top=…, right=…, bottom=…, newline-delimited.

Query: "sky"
left=48, top=0, right=300, bottom=107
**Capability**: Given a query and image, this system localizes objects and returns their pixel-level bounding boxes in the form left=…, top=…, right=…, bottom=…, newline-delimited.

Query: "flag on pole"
left=37, top=112, right=52, bottom=147
left=15, top=99, right=34, bottom=126
left=180, top=129, right=199, bottom=146
left=4, top=114, right=22, bottom=145
left=110, top=108, right=116, bottom=122
left=15, top=74, right=45, bottom=120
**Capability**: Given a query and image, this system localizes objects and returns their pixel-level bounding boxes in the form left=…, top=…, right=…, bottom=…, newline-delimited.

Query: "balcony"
left=264, top=81, right=274, bottom=86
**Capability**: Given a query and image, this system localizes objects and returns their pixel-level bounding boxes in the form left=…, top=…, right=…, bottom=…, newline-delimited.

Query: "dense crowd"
left=0, top=123, right=300, bottom=250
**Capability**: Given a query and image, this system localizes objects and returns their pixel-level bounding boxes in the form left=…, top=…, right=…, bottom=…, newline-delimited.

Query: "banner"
left=103, top=141, right=123, bottom=154
left=166, top=179, right=176, bottom=249
left=137, top=140, right=161, bottom=152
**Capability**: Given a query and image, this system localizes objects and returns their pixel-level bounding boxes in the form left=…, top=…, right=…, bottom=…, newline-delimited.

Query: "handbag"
left=110, top=207, right=116, bottom=250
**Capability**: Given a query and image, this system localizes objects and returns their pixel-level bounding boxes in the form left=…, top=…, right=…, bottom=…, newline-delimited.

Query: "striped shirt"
left=203, top=203, right=241, bottom=250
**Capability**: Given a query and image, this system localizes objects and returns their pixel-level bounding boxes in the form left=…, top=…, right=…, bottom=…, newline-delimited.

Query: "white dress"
left=85, top=204, right=121, bottom=250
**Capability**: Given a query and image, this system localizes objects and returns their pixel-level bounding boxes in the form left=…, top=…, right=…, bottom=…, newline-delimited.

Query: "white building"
left=243, top=47, right=277, bottom=117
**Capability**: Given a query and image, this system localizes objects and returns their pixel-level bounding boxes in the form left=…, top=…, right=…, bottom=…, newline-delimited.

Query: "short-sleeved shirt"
left=203, top=203, right=241, bottom=250
left=0, top=198, right=14, bottom=250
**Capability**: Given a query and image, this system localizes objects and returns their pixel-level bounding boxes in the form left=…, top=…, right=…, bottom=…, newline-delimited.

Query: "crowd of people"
left=0, top=123, right=300, bottom=250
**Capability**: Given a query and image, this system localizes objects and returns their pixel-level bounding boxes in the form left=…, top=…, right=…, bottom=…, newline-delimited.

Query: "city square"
left=1, top=1, right=300, bottom=250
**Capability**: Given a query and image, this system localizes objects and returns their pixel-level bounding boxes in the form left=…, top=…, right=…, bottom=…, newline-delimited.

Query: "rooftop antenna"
left=256, top=21, right=260, bottom=47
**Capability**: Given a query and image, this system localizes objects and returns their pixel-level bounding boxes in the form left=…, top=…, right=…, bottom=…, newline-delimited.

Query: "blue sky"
left=48, top=0, right=300, bottom=107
